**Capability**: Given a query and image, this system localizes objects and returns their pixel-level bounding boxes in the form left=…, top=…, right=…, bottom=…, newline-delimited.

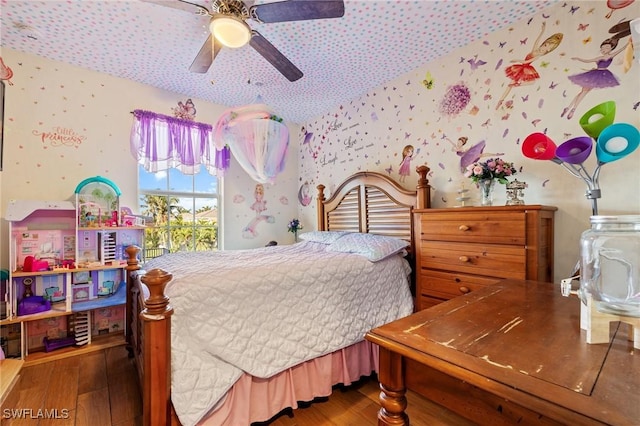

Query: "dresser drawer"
left=419, top=211, right=526, bottom=245
left=420, top=241, right=526, bottom=279
left=419, top=270, right=500, bottom=300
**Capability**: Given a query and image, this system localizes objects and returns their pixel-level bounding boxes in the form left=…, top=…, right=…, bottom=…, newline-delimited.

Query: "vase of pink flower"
left=464, top=158, right=517, bottom=206
left=477, top=179, right=496, bottom=206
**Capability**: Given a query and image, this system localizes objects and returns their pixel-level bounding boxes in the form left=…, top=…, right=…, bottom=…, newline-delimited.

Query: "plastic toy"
left=22, top=256, right=49, bottom=272
left=17, top=296, right=51, bottom=316
left=75, top=176, right=121, bottom=227
left=43, top=336, right=76, bottom=352
left=44, top=286, right=65, bottom=303
left=97, top=280, right=115, bottom=297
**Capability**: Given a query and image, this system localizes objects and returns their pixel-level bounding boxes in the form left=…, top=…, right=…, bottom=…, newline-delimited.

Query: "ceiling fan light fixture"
left=210, top=15, right=251, bottom=49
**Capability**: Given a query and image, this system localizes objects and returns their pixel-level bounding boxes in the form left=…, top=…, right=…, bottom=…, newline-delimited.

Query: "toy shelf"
left=71, top=283, right=126, bottom=312
left=11, top=270, right=73, bottom=277
left=53, top=264, right=129, bottom=273
left=23, top=332, right=124, bottom=366
left=0, top=284, right=126, bottom=326
left=0, top=304, right=69, bottom=325
left=9, top=263, right=136, bottom=277
left=78, top=226, right=146, bottom=231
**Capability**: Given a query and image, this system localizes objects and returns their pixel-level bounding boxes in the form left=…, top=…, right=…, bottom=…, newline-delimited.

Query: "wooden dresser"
left=413, top=205, right=556, bottom=310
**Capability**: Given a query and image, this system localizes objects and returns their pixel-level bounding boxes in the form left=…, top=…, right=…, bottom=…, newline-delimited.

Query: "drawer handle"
left=458, top=225, right=470, bottom=231
left=459, top=255, right=470, bottom=263
left=459, top=286, right=470, bottom=294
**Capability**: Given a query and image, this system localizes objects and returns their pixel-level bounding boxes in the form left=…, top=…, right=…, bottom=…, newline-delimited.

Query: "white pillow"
left=327, top=232, right=409, bottom=262
left=298, top=231, right=349, bottom=244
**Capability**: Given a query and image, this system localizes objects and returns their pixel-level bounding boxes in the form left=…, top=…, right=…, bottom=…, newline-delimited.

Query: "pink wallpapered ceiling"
left=0, top=0, right=556, bottom=123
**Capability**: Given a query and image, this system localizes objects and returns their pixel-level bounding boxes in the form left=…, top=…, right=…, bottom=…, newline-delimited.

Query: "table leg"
left=377, top=347, right=409, bottom=426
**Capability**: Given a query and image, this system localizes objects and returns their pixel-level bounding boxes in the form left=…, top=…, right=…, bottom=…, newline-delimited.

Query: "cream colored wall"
left=297, top=1, right=640, bottom=283
left=221, top=121, right=300, bottom=249
left=0, top=48, right=299, bottom=268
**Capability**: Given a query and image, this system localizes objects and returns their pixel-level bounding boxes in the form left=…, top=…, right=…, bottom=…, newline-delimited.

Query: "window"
left=130, top=109, right=228, bottom=257
left=138, top=165, right=219, bottom=255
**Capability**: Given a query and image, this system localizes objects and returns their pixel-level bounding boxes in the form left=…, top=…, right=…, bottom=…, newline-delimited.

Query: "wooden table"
left=365, top=279, right=640, bottom=426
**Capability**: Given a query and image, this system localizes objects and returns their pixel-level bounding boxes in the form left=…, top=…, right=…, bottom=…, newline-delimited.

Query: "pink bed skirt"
left=198, top=340, right=380, bottom=425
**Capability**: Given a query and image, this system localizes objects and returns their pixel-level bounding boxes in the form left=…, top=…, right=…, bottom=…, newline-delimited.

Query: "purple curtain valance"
left=130, top=109, right=230, bottom=176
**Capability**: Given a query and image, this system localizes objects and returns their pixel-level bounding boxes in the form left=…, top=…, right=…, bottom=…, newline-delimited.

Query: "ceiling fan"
left=145, top=0, right=345, bottom=81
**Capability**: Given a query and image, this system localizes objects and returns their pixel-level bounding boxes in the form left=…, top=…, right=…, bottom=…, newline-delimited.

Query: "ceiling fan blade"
left=250, top=0, right=345, bottom=23
left=140, top=0, right=210, bottom=15
left=250, top=31, right=303, bottom=81
left=189, top=34, right=222, bottom=73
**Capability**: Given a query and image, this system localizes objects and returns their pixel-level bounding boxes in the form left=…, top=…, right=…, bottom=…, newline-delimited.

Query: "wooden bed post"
left=140, top=268, right=174, bottom=426
left=124, top=245, right=141, bottom=353
left=415, top=165, right=430, bottom=209
left=317, top=184, right=326, bottom=231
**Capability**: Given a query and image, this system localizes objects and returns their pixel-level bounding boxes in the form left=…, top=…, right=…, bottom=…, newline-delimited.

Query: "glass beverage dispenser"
left=580, top=215, right=640, bottom=317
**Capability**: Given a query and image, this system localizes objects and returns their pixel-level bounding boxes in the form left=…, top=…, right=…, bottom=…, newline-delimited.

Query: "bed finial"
left=125, top=245, right=141, bottom=272
left=140, top=268, right=174, bottom=426
left=317, top=184, right=326, bottom=231
left=141, top=269, right=174, bottom=317
left=415, top=165, right=431, bottom=209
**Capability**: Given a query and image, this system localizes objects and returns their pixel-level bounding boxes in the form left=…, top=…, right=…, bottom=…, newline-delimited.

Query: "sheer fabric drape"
left=213, top=104, right=289, bottom=184
left=130, top=109, right=230, bottom=175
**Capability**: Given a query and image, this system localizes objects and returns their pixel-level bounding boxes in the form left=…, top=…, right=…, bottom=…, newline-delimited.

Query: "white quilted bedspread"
left=142, top=241, right=414, bottom=426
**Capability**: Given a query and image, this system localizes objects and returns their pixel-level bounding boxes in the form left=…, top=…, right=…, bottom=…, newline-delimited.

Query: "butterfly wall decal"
left=467, top=56, right=487, bottom=70
left=422, top=71, right=434, bottom=90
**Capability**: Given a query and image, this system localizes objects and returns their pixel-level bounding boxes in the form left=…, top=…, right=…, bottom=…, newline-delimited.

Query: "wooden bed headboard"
left=316, top=165, right=431, bottom=247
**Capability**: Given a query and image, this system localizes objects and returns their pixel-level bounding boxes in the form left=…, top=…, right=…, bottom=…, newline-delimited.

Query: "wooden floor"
left=2, top=345, right=474, bottom=426
left=1, top=345, right=142, bottom=426
left=260, top=378, right=476, bottom=426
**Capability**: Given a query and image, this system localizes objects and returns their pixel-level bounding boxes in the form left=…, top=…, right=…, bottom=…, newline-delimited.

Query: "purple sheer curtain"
left=130, top=109, right=230, bottom=175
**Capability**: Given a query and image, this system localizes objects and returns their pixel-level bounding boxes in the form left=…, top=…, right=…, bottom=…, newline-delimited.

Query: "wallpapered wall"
left=0, top=48, right=300, bottom=267
left=297, top=1, right=640, bottom=282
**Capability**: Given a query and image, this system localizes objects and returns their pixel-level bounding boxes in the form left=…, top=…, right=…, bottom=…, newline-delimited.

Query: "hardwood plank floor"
left=1, top=345, right=474, bottom=425
left=1, top=346, right=141, bottom=426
